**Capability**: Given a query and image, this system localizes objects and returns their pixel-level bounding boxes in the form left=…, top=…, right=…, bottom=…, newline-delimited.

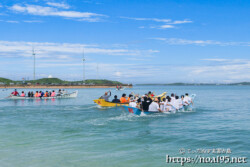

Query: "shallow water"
left=0, top=86, right=249, bottom=167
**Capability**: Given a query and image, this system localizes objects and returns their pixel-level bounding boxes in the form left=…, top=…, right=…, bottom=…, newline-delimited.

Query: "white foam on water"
left=107, top=113, right=137, bottom=122
left=162, top=112, right=171, bottom=114
left=85, top=118, right=107, bottom=126
left=140, top=112, right=148, bottom=116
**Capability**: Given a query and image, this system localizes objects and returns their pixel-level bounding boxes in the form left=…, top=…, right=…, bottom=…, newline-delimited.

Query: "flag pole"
left=32, top=47, right=36, bottom=81
left=82, top=48, right=85, bottom=84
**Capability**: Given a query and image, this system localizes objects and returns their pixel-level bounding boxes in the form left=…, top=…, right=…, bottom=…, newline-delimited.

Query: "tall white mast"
left=32, top=47, right=36, bottom=80
left=82, top=48, right=86, bottom=83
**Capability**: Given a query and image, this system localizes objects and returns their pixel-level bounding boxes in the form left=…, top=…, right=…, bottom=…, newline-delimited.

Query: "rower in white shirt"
left=160, top=98, right=167, bottom=111
left=165, top=98, right=175, bottom=112
left=180, top=95, right=185, bottom=109
left=148, top=98, right=162, bottom=112
left=129, top=97, right=138, bottom=108
left=174, top=96, right=182, bottom=110
left=183, top=93, right=193, bottom=105
left=170, top=93, right=176, bottom=102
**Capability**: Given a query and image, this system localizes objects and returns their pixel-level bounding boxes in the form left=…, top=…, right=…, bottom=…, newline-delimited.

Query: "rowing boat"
left=123, top=106, right=154, bottom=115
left=93, top=92, right=167, bottom=107
left=155, top=92, right=167, bottom=101
left=7, top=91, right=78, bottom=100
left=93, top=99, right=129, bottom=107
left=123, top=94, right=196, bottom=116
left=116, top=87, right=125, bottom=91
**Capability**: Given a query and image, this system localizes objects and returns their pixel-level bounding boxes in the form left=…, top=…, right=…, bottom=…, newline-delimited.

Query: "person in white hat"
left=129, top=97, right=137, bottom=108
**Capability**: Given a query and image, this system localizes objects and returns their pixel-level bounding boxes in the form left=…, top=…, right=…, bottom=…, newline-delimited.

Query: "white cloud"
left=151, top=38, right=250, bottom=46
left=0, top=40, right=158, bottom=58
left=158, top=25, right=175, bottom=29
left=46, top=2, right=70, bottom=9
left=1, top=19, right=42, bottom=23
left=121, top=16, right=192, bottom=25
left=9, top=4, right=106, bottom=22
left=120, top=16, right=171, bottom=23
left=186, top=59, right=250, bottom=82
left=0, top=40, right=160, bottom=82
left=121, top=17, right=192, bottom=29
left=170, top=20, right=192, bottom=24
left=201, top=59, right=228, bottom=62
left=23, top=20, right=43, bottom=23
left=6, top=20, right=19, bottom=23
left=114, top=71, right=122, bottom=77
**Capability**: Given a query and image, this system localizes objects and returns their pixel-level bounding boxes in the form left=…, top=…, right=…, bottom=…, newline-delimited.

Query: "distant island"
left=137, top=82, right=250, bottom=86
left=0, top=77, right=132, bottom=88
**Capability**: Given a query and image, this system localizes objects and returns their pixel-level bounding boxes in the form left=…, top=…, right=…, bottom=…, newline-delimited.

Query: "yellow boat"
left=155, top=92, right=167, bottom=101
left=93, top=99, right=129, bottom=107
left=93, top=92, right=167, bottom=107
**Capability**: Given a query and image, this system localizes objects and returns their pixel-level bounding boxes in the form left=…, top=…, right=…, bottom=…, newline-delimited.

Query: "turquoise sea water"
left=0, top=86, right=249, bottom=167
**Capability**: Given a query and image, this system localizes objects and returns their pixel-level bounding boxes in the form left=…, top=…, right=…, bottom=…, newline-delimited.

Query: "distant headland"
left=0, top=77, right=132, bottom=89
left=137, top=82, right=250, bottom=86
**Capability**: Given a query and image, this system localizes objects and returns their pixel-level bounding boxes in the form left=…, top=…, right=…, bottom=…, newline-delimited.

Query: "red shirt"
left=12, top=91, right=19, bottom=96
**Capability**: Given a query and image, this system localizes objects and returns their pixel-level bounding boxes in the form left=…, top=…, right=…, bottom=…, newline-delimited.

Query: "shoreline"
left=0, top=85, right=133, bottom=89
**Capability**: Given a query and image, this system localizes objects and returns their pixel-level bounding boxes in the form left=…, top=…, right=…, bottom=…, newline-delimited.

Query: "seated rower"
left=174, top=96, right=181, bottom=110
left=35, top=91, right=39, bottom=97
left=120, top=93, right=128, bottom=103
left=180, top=95, right=185, bottom=108
left=62, top=89, right=67, bottom=94
left=171, top=93, right=176, bottom=102
left=44, top=91, right=49, bottom=97
left=127, top=94, right=133, bottom=102
left=100, top=90, right=111, bottom=102
left=51, top=90, right=56, bottom=97
left=129, top=97, right=138, bottom=108
left=165, top=97, right=175, bottom=112
left=57, top=89, right=62, bottom=96
left=148, top=98, right=162, bottom=112
left=30, top=91, right=34, bottom=97
left=20, top=91, right=25, bottom=97
left=142, top=96, right=152, bottom=111
left=183, top=93, right=193, bottom=105
left=112, top=95, right=120, bottom=103
left=11, top=89, right=19, bottom=96
left=148, top=91, right=155, bottom=99
left=28, top=91, right=31, bottom=97
left=160, top=98, right=167, bottom=111
left=40, top=91, right=44, bottom=97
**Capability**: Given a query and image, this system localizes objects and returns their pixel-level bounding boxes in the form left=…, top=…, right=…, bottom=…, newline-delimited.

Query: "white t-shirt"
left=183, top=96, right=192, bottom=105
left=129, top=102, right=137, bottom=108
left=171, top=96, right=176, bottom=102
left=148, top=102, right=160, bottom=112
left=172, top=100, right=180, bottom=110
left=165, top=102, right=174, bottom=112
left=160, top=101, right=167, bottom=111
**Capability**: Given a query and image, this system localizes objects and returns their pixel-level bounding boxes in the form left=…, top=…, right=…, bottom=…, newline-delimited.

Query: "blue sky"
left=0, top=0, right=250, bottom=83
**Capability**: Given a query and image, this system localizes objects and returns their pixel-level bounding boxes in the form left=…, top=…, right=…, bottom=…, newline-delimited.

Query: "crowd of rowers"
left=100, top=91, right=193, bottom=112
left=11, top=89, right=67, bottom=97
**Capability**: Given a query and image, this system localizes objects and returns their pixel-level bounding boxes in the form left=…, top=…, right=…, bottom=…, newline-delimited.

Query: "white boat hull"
left=116, top=87, right=125, bottom=91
